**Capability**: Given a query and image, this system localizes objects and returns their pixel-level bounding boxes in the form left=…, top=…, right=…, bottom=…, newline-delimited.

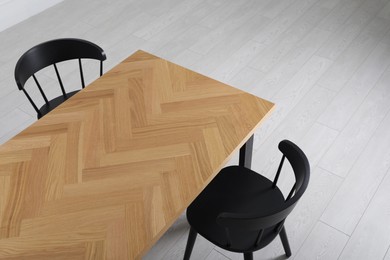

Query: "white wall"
left=0, top=0, right=63, bottom=32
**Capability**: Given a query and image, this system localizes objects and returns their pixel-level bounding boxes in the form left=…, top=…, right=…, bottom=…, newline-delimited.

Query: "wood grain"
left=0, top=50, right=274, bottom=259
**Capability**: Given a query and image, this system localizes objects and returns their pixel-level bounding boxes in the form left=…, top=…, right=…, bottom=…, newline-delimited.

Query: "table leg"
left=239, top=134, right=254, bottom=169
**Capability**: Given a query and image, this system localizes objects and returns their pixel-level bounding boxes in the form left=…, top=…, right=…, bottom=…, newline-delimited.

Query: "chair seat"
left=38, top=90, right=80, bottom=118
left=187, top=166, right=285, bottom=253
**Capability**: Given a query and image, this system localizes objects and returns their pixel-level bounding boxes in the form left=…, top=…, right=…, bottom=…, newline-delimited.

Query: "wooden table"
left=0, top=50, right=274, bottom=259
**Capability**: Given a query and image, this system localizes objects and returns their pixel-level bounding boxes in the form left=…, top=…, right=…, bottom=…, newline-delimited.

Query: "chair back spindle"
left=272, top=155, right=285, bottom=188
left=286, top=183, right=296, bottom=201
left=275, top=219, right=285, bottom=233
left=78, top=58, right=85, bottom=88
left=254, top=229, right=264, bottom=247
left=21, top=88, right=41, bottom=116
left=32, top=74, right=49, bottom=105
left=225, top=228, right=232, bottom=247
left=53, top=63, right=67, bottom=98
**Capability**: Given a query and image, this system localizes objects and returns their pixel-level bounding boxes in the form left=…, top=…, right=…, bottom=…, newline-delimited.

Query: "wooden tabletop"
left=0, top=50, right=274, bottom=259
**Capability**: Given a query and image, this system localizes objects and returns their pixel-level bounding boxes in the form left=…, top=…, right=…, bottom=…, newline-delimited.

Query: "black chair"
left=14, top=38, right=106, bottom=119
left=184, top=140, right=310, bottom=260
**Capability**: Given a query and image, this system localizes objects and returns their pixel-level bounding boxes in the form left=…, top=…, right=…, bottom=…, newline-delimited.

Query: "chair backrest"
left=217, top=140, right=310, bottom=246
left=14, top=38, right=106, bottom=116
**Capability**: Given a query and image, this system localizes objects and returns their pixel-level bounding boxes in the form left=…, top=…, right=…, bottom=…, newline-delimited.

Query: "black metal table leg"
left=239, top=134, right=254, bottom=169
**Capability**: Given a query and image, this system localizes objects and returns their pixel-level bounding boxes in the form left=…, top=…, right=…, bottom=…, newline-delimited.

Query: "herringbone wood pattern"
left=0, top=50, right=274, bottom=259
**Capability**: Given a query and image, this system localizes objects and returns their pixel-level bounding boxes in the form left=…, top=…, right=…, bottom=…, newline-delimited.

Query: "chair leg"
left=183, top=227, right=198, bottom=260
left=279, top=226, right=292, bottom=257
left=243, top=252, right=253, bottom=260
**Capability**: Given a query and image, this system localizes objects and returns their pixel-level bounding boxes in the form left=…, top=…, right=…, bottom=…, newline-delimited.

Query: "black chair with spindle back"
left=184, top=140, right=310, bottom=260
left=14, top=38, right=106, bottom=119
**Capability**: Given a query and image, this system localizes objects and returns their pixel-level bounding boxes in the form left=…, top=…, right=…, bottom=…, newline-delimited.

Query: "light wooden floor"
left=1, top=0, right=390, bottom=259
